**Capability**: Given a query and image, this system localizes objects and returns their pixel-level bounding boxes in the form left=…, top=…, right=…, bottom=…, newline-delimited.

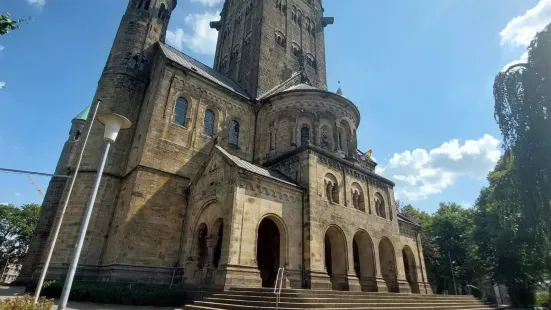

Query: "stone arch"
left=350, top=182, right=366, bottom=212
left=211, top=218, right=224, bottom=269
left=353, top=230, right=377, bottom=291
left=374, top=192, right=387, bottom=219
left=255, top=214, right=288, bottom=287
left=324, top=173, right=339, bottom=204
left=378, top=237, right=398, bottom=292
left=324, top=225, right=348, bottom=290
left=403, top=246, right=420, bottom=293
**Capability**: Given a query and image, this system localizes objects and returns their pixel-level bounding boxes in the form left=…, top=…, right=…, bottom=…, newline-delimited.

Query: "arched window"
left=174, top=97, right=188, bottom=126
left=158, top=3, right=166, bottom=19
left=203, top=109, right=215, bottom=137
left=324, top=173, right=339, bottom=204
left=351, top=183, right=366, bottom=212
left=136, top=0, right=144, bottom=8
left=300, top=126, right=310, bottom=146
left=144, top=0, right=151, bottom=10
left=374, top=193, right=386, bottom=219
left=229, top=120, right=240, bottom=147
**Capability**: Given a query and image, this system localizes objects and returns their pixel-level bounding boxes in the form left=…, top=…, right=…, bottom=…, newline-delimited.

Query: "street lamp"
left=57, top=113, right=131, bottom=310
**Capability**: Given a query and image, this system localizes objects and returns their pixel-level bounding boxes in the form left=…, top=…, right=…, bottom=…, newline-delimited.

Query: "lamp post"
left=33, top=100, right=101, bottom=304
left=57, top=113, right=131, bottom=310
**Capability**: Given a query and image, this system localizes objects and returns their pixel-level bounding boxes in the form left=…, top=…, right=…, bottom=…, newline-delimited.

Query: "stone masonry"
left=20, top=0, right=432, bottom=295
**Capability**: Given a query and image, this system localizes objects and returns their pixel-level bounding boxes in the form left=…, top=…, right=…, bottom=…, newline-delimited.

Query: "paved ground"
left=0, top=286, right=183, bottom=310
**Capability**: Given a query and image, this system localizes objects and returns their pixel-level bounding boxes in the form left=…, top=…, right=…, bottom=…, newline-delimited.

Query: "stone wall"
left=255, top=91, right=360, bottom=164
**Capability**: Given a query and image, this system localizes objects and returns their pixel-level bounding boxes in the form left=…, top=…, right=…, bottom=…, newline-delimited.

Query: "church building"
left=20, top=0, right=431, bottom=294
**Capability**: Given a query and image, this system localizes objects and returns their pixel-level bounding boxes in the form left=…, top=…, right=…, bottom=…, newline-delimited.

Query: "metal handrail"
left=274, top=268, right=285, bottom=310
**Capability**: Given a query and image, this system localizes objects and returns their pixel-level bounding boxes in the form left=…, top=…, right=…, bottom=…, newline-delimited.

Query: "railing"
left=274, top=268, right=285, bottom=310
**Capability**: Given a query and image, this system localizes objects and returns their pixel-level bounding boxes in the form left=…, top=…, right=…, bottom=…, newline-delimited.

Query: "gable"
left=191, top=152, right=231, bottom=197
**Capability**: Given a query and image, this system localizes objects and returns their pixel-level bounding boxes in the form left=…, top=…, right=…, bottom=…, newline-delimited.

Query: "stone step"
left=228, top=287, right=475, bottom=298
left=186, top=301, right=497, bottom=310
left=208, top=294, right=487, bottom=304
left=219, top=291, right=479, bottom=300
left=201, top=297, right=493, bottom=308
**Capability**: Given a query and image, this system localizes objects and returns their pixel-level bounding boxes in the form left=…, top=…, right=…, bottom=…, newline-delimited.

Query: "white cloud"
left=500, top=0, right=551, bottom=46
left=0, top=46, right=4, bottom=53
left=377, top=134, right=501, bottom=201
left=0, top=82, right=6, bottom=89
left=27, top=0, right=46, bottom=9
left=500, top=0, right=551, bottom=71
left=190, top=0, right=223, bottom=7
left=166, top=11, right=220, bottom=56
left=0, top=203, right=9, bottom=206
left=14, top=192, right=21, bottom=197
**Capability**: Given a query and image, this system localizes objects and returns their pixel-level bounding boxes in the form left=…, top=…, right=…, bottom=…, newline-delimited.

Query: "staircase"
left=184, top=287, right=500, bottom=309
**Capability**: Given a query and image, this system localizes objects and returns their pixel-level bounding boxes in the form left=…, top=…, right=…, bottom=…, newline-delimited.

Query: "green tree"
left=0, top=204, right=40, bottom=265
left=492, top=21, right=551, bottom=306
left=0, top=13, right=28, bottom=35
left=494, top=22, right=551, bottom=270
left=473, top=153, right=545, bottom=306
left=430, top=203, right=478, bottom=293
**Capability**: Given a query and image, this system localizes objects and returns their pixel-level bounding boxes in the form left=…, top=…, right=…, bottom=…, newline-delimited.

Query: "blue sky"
left=0, top=0, right=548, bottom=213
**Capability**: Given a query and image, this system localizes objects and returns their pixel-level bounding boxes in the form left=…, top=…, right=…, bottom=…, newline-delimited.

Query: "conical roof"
left=73, top=105, right=91, bottom=121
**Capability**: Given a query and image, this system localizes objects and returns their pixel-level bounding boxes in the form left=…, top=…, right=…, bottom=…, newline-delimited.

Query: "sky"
left=0, top=0, right=549, bottom=213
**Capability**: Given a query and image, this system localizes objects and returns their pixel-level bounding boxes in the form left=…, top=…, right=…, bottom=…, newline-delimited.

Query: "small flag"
left=366, top=149, right=373, bottom=158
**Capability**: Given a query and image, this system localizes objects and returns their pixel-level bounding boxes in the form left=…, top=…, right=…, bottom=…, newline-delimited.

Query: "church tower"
left=211, top=0, right=333, bottom=98
left=32, top=0, right=178, bottom=277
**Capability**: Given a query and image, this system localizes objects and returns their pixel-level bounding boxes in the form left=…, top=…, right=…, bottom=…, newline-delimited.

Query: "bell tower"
left=37, top=0, right=178, bottom=273
left=210, top=0, right=334, bottom=98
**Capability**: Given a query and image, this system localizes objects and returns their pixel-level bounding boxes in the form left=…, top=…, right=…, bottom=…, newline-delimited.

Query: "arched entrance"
left=379, top=238, right=398, bottom=292
left=196, top=223, right=208, bottom=271
left=353, top=231, right=376, bottom=291
left=257, top=218, right=280, bottom=287
left=212, top=219, right=224, bottom=269
left=324, top=226, right=348, bottom=290
left=403, top=246, right=420, bottom=293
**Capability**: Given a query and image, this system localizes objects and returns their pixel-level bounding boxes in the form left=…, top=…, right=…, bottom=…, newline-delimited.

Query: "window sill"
left=172, top=122, right=188, bottom=130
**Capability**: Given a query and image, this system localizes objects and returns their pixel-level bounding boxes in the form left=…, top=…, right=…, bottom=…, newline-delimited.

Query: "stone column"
left=347, top=240, right=361, bottom=292
left=373, top=241, right=390, bottom=292
left=395, top=244, right=412, bottom=294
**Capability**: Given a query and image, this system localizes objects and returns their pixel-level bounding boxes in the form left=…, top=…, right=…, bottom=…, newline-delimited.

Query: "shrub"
left=38, top=281, right=193, bottom=307
left=0, top=294, right=54, bottom=310
left=536, top=290, right=550, bottom=307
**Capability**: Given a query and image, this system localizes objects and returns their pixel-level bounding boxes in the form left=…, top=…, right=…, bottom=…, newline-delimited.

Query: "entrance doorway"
left=403, top=246, right=420, bottom=293
left=353, top=230, right=376, bottom=291
left=196, top=223, right=208, bottom=271
left=213, top=221, right=223, bottom=268
left=324, top=226, right=348, bottom=290
left=257, top=218, right=280, bottom=287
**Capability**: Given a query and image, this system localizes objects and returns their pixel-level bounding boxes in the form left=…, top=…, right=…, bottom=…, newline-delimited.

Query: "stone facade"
left=20, top=0, right=432, bottom=294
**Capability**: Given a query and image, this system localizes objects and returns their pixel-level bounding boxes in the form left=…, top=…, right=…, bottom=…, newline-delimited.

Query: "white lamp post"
left=57, top=113, right=131, bottom=310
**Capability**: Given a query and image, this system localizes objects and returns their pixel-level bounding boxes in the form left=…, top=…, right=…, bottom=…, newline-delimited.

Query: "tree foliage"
left=0, top=13, right=28, bottom=35
left=490, top=21, right=551, bottom=306
left=494, top=23, right=551, bottom=266
left=0, top=204, right=40, bottom=265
